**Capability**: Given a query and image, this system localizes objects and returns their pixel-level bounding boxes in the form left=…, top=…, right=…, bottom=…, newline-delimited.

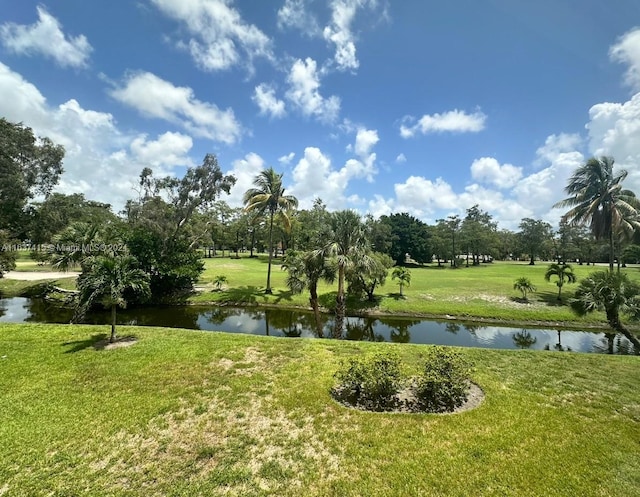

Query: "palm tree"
left=75, top=254, right=150, bottom=343
left=391, top=266, right=412, bottom=297
left=570, top=270, right=640, bottom=352
left=316, top=210, right=374, bottom=337
left=243, top=168, right=298, bottom=294
left=282, top=249, right=336, bottom=336
left=554, top=156, right=640, bottom=272
left=544, top=263, right=577, bottom=301
left=513, top=276, right=536, bottom=301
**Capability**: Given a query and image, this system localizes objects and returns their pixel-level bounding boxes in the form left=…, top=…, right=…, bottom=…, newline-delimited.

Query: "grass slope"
left=0, top=323, right=638, bottom=496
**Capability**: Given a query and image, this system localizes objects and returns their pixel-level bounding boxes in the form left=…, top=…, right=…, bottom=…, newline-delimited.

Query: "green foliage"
left=570, top=270, right=640, bottom=351
left=544, top=263, right=577, bottom=300
left=555, top=156, right=640, bottom=271
left=379, top=212, right=431, bottom=264
left=333, top=347, right=472, bottom=413
left=0, top=230, right=18, bottom=274
left=213, top=274, right=228, bottom=291
left=333, top=352, right=403, bottom=411
left=518, top=218, right=553, bottom=264
left=243, top=167, right=298, bottom=294
left=391, top=266, right=412, bottom=296
left=0, top=118, right=65, bottom=238
left=414, top=347, right=471, bottom=412
left=513, top=276, right=536, bottom=300
left=346, top=251, right=394, bottom=301
left=75, top=254, right=150, bottom=342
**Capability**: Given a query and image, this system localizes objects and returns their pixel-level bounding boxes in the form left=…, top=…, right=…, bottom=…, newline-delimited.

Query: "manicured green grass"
left=0, top=323, right=638, bottom=496
left=195, top=255, right=640, bottom=328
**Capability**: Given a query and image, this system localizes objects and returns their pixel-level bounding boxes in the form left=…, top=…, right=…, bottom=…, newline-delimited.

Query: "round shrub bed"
left=331, top=347, right=484, bottom=414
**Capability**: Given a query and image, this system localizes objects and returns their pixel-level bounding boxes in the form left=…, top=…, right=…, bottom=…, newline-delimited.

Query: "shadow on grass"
left=219, top=286, right=263, bottom=304
left=536, top=290, right=571, bottom=307
left=63, top=333, right=107, bottom=353
left=63, top=334, right=139, bottom=352
left=387, top=292, right=406, bottom=301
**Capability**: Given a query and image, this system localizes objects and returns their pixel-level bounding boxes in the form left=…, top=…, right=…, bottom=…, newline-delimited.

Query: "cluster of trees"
left=2, top=119, right=640, bottom=349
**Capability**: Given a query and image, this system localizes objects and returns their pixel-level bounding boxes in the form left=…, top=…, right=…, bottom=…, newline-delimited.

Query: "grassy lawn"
left=0, top=323, right=638, bottom=496
left=195, top=255, right=640, bottom=328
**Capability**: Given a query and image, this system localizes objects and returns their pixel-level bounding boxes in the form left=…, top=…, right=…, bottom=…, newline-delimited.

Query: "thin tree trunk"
left=309, top=284, right=323, bottom=338
left=265, top=212, right=274, bottom=294
left=335, top=266, right=345, bottom=338
left=110, top=304, right=117, bottom=343
left=609, top=230, right=615, bottom=273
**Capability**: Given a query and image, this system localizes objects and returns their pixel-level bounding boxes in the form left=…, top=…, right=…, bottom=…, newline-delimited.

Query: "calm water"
left=0, top=297, right=635, bottom=354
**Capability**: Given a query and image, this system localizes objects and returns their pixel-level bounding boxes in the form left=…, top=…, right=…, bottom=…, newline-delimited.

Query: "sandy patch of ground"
left=3, top=271, right=80, bottom=280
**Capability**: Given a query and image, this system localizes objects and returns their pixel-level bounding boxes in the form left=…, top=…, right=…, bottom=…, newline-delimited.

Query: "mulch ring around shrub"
left=331, top=382, right=485, bottom=414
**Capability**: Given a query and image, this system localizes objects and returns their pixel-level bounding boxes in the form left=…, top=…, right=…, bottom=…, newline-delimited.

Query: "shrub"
left=413, top=347, right=471, bottom=413
left=333, top=352, right=403, bottom=411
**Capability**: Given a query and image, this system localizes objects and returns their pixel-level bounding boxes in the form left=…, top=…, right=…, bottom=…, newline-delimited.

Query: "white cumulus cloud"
left=150, top=0, right=273, bottom=72
left=130, top=132, right=194, bottom=168
left=470, top=157, right=523, bottom=189
left=323, top=0, right=381, bottom=71
left=252, top=83, right=286, bottom=118
left=395, top=153, right=406, bottom=164
left=277, top=0, right=320, bottom=35
left=110, top=71, right=241, bottom=143
left=289, top=145, right=377, bottom=210
left=286, top=57, right=341, bottom=123
left=0, top=6, right=92, bottom=68
left=610, top=27, right=640, bottom=91
left=400, top=109, right=487, bottom=137
left=278, top=152, right=296, bottom=165
left=225, top=152, right=267, bottom=207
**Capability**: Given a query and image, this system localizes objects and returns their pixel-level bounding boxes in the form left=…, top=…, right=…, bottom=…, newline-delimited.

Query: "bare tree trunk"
left=334, top=266, right=345, bottom=338
left=309, top=285, right=323, bottom=338
left=110, top=304, right=117, bottom=343
left=265, top=212, right=274, bottom=294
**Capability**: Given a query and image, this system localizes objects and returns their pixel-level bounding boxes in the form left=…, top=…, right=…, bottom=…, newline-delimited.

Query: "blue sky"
left=2, top=1, right=640, bottom=230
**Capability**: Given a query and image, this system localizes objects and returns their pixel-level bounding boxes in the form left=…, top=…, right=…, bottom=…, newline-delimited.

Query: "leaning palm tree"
left=243, top=168, right=298, bottom=294
left=554, top=156, right=640, bottom=272
left=316, top=210, right=374, bottom=337
left=544, top=263, right=577, bottom=301
left=570, top=271, right=640, bottom=352
left=75, top=254, right=150, bottom=343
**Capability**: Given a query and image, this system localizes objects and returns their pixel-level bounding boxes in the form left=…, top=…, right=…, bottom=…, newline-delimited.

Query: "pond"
left=0, top=297, right=635, bottom=354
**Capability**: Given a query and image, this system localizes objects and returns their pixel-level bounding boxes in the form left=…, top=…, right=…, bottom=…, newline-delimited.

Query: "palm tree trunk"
left=309, top=284, right=323, bottom=338
left=335, top=266, right=345, bottom=338
left=607, top=309, right=640, bottom=353
left=265, top=211, right=274, bottom=294
left=110, top=304, right=117, bottom=343
left=609, top=229, right=615, bottom=273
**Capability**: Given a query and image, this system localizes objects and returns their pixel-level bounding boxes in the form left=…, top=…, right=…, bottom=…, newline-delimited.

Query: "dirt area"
left=3, top=271, right=80, bottom=280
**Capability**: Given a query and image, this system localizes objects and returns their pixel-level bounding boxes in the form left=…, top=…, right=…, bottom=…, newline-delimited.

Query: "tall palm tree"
left=243, top=168, right=298, bottom=294
left=75, top=254, right=150, bottom=343
left=570, top=270, right=640, bottom=352
left=316, top=210, right=374, bottom=337
left=554, top=156, right=640, bottom=272
left=544, top=263, right=577, bottom=301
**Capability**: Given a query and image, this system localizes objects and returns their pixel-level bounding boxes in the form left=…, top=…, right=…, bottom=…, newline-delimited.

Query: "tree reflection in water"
left=512, top=329, right=537, bottom=349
